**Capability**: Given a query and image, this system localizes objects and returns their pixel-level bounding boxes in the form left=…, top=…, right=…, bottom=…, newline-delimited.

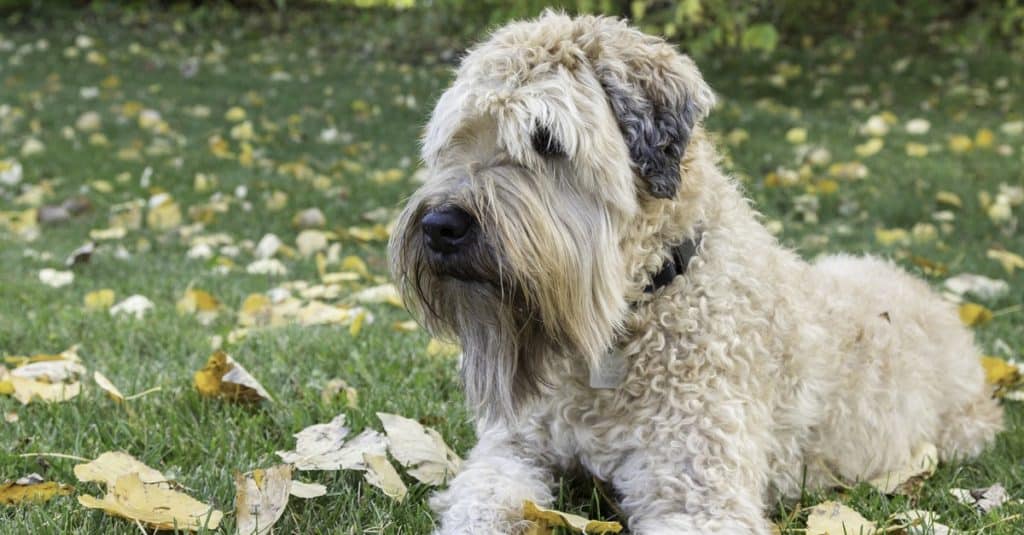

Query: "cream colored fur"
left=389, top=12, right=1003, bottom=535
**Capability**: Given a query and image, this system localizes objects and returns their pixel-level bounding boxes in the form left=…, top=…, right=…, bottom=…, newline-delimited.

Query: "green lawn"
left=1, top=5, right=1022, bottom=534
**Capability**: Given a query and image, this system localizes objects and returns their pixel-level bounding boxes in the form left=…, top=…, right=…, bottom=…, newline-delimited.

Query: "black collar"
left=643, top=233, right=702, bottom=294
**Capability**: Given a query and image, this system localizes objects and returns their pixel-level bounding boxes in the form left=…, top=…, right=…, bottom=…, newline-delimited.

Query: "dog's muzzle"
left=422, top=205, right=476, bottom=254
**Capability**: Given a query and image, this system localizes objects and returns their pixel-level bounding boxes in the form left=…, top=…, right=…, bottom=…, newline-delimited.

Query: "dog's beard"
left=389, top=165, right=629, bottom=423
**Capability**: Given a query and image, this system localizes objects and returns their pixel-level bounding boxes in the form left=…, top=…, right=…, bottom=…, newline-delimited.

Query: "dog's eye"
left=531, top=126, right=565, bottom=158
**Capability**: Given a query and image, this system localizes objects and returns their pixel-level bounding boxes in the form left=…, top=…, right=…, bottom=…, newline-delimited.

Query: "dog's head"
left=389, top=12, right=714, bottom=422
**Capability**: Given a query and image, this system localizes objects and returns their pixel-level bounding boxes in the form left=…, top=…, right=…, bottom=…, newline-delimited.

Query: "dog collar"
left=643, top=233, right=702, bottom=293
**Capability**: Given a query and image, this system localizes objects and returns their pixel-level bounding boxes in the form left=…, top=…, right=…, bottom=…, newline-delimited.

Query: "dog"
left=389, top=12, right=1003, bottom=534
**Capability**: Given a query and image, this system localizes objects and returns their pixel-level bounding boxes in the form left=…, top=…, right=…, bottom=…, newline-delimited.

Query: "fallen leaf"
left=78, top=473, right=223, bottom=531
left=888, top=510, right=951, bottom=535
left=1, top=377, right=81, bottom=404
left=958, top=303, right=993, bottom=326
left=84, top=289, right=116, bottom=310
left=193, top=351, right=272, bottom=402
left=378, top=412, right=462, bottom=485
left=289, top=481, right=327, bottom=499
left=950, top=483, right=1010, bottom=512
left=980, top=356, right=1021, bottom=387
left=522, top=500, right=622, bottom=534
left=987, top=249, right=1024, bottom=275
left=93, top=371, right=124, bottom=402
left=39, top=268, right=74, bottom=288
left=74, top=451, right=169, bottom=488
left=321, top=378, right=358, bottom=408
left=867, top=442, right=937, bottom=495
left=11, top=357, right=85, bottom=382
left=146, top=194, right=182, bottom=231
left=296, top=230, right=331, bottom=257
left=351, top=284, right=403, bottom=307
left=238, top=293, right=273, bottom=327
left=805, top=501, right=876, bottom=535
left=176, top=288, right=220, bottom=325
left=109, top=295, right=154, bottom=319
left=944, top=274, right=1009, bottom=302
left=276, top=415, right=387, bottom=471
left=246, top=258, right=288, bottom=276
left=0, top=474, right=73, bottom=505
left=361, top=453, right=407, bottom=502
left=235, top=465, right=292, bottom=535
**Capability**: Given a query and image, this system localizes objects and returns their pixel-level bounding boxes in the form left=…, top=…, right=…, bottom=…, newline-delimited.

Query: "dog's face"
left=389, top=12, right=714, bottom=422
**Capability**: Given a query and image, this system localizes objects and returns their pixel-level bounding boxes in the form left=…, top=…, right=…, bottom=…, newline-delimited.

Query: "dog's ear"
left=581, top=17, right=715, bottom=199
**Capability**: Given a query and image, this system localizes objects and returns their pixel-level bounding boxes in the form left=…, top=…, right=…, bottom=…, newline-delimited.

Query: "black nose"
left=422, top=206, right=476, bottom=254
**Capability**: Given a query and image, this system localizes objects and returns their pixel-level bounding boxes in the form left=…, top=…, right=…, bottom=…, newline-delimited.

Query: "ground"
left=0, top=5, right=1022, bottom=534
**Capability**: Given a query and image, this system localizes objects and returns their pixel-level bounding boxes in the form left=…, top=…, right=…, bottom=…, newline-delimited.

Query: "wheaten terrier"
left=389, top=12, right=1003, bottom=534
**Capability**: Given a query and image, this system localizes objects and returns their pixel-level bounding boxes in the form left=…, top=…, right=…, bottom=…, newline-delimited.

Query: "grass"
left=1, top=5, right=1022, bottom=534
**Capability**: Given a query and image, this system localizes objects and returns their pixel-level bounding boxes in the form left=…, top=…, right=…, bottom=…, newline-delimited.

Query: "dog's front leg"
left=431, top=424, right=554, bottom=535
left=614, top=442, right=773, bottom=535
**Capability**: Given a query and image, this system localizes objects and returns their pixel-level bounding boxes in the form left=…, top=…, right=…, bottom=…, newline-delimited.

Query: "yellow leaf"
left=146, top=195, right=182, bottom=231
left=522, top=500, right=622, bottom=534
left=84, top=289, right=116, bottom=311
left=235, top=465, right=292, bottom=535
left=392, top=320, right=419, bottom=332
left=426, top=338, right=460, bottom=358
left=905, top=142, right=928, bottom=157
left=785, top=127, right=807, bottom=144
left=340, top=255, right=369, bottom=278
left=949, top=135, right=973, bottom=153
left=78, top=473, right=223, bottom=531
left=980, top=356, right=1020, bottom=387
left=238, top=293, right=272, bottom=327
left=349, top=310, right=367, bottom=337
left=987, top=249, right=1024, bottom=275
left=193, top=351, right=271, bottom=402
left=93, top=371, right=125, bottom=402
left=347, top=224, right=389, bottom=242
left=805, top=501, right=876, bottom=535
left=958, top=303, right=993, bottom=326
left=225, top=106, right=247, bottom=122
left=975, top=128, right=995, bottom=148
left=935, top=191, right=962, bottom=208
left=0, top=475, right=73, bottom=505
left=176, top=289, right=220, bottom=325
left=361, top=453, right=407, bottom=502
left=74, top=451, right=169, bottom=488
left=1, top=377, right=81, bottom=405
left=321, top=378, right=359, bottom=408
left=854, top=138, right=884, bottom=157
left=874, top=228, right=909, bottom=247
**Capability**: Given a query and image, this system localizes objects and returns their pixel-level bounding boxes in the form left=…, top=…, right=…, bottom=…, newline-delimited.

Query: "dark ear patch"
left=599, top=75, right=698, bottom=199
left=531, top=125, right=565, bottom=158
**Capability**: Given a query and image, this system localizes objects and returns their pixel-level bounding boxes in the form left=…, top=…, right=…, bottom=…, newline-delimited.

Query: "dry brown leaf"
left=378, top=412, right=462, bottom=485
left=522, top=500, right=622, bottom=534
left=805, top=501, right=877, bottom=535
left=0, top=474, right=73, bottom=505
left=193, top=351, right=271, bottom=402
left=888, top=510, right=952, bottom=535
left=361, top=453, right=407, bottom=502
left=867, top=443, right=937, bottom=495
left=74, top=451, right=169, bottom=488
left=78, top=473, right=222, bottom=531
left=235, top=465, right=292, bottom=535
